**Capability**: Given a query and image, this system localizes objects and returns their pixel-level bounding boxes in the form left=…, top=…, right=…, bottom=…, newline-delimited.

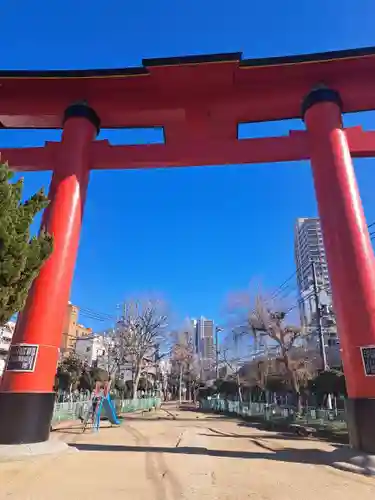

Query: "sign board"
left=360, top=346, right=375, bottom=376
left=6, top=343, right=38, bottom=372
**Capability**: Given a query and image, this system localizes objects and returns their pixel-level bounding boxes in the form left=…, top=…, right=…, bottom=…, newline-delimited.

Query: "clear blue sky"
left=1, top=1, right=375, bottom=331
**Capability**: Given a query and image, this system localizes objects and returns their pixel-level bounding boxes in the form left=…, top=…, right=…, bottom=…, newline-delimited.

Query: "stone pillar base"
left=0, top=392, right=55, bottom=444
left=345, top=398, right=375, bottom=454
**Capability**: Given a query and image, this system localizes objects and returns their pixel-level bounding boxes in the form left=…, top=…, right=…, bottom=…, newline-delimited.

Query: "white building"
left=294, top=217, right=340, bottom=366
left=294, top=217, right=330, bottom=323
left=75, top=330, right=157, bottom=384
left=0, top=321, right=16, bottom=376
left=75, top=334, right=108, bottom=367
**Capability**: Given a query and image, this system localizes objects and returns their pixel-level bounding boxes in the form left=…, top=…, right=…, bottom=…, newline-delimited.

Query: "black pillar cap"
left=301, top=86, right=343, bottom=120
left=63, top=101, right=101, bottom=136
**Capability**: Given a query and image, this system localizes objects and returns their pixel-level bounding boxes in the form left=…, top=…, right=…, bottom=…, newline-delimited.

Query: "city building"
left=294, top=217, right=340, bottom=367
left=60, top=302, right=92, bottom=356
left=0, top=321, right=16, bottom=376
left=294, top=217, right=330, bottom=322
left=0, top=304, right=92, bottom=374
left=75, top=325, right=158, bottom=387
left=191, top=316, right=215, bottom=380
left=75, top=334, right=108, bottom=367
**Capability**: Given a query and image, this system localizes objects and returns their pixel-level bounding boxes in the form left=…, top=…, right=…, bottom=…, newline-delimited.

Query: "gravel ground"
left=0, top=406, right=373, bottom=499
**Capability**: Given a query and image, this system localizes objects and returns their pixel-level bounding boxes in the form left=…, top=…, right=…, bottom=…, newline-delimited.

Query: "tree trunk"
left=326, top=393, right=333, bottom=410
left=236, top=374, right=243, bottom=403
left=192, top=384, right=197, bottom=403
left=283, top=352, right=302, bottom=413
left=179, top=364, right=183, bottom=404
left=132, top=364, right=142, bottom=400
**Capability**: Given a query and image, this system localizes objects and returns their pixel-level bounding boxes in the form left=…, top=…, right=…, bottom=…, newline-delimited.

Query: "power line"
left=79, top=307, right=115, bottom=321
left=286, top=284, right=331, bottom=314
left=271, top=271, right=297, bottom=300
left=271, top=256, right=326, bottom=303
left=69, top=305, right=117, bottom=324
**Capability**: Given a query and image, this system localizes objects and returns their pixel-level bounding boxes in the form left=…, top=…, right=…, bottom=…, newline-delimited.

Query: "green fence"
left=200, top=398, right=347, bottom=433
left=116, top=397, right=161, bottom=413
left=52, top=397, right=161, bottom=425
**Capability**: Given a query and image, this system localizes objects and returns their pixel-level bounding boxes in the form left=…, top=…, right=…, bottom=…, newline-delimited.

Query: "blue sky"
left=1, top=1, right=375, bottom=333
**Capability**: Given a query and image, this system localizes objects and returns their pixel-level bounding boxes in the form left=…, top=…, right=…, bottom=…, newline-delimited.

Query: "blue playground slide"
left=102, top=397, right=120, bottom=425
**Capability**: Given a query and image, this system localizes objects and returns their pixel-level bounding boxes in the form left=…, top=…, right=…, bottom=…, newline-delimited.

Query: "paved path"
left=0, top=406, right=374, bottom=499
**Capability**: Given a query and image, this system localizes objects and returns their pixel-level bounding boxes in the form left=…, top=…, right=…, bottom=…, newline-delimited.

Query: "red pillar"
left=0, top=103, right=100, bottom=444
left=303, top=88, right=375, bottom=453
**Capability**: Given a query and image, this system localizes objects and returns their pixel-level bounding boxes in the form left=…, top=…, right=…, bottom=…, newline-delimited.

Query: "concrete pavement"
left=0, top=406, right=374, bottom=499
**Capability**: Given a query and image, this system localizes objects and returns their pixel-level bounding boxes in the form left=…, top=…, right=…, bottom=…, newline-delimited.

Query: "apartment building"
left=60, top=302, right=92, bottom=356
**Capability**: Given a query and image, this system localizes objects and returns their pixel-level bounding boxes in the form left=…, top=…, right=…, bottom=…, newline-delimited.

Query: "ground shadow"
left=118, top=415, right=225, bottom=422
left=236, top=418, right=349, bottom=445
left=70, top=441, right=372, bottom=475
left=199, top=430, right=305, bottom=441
left=51, top=415, right=218, bottom=434
left=52, top=427, right=84, bottom=435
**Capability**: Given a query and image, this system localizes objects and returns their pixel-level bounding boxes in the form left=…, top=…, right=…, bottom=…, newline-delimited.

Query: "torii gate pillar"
left=303, top=88, right=375, bottom=454
left=0, top=103, right=99, bottom=444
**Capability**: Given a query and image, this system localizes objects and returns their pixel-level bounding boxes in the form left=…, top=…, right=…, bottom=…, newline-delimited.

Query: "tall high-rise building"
left=294, top=217, right=331, bottom=326
left=191, top=317, right=215, bottom=380
left=294, top=217, right=330, bottom=298
left=294, top=217, right=340, bottom=365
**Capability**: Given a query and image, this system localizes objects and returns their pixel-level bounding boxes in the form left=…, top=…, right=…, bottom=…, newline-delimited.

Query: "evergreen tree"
left=55, top=353, right=83, bottom=391
left=0, top=161, right=53, bottom=325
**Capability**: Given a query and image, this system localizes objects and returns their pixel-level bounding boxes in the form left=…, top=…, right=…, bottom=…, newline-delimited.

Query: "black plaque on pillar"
left=360, top=346, right=375, bottom=376
left=6, top=343, right=39, bottom=372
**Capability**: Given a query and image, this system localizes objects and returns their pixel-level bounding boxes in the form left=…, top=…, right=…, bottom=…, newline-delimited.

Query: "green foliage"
left=0, top=162, right=53, bottom=325
left=308, top=369, right=347, bottom=397
left=55, top=353, right=83, bottom=391
left=78, top=369, right=93, bottom=391
left=90, top=366, right=109, bottom=383
left=214, top=379, right=238, bottom=396
left=113, top=379, right=134, bottom=399
left=138, top=377, right=148, bottom=391
left=56, top=355, right=110, bottom=392
left=265, top=374, right=289, bottom=393
left=114, top=377, right=126, bottom=393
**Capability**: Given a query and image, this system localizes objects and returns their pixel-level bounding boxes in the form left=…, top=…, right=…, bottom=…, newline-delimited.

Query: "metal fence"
left=116, top=397, right=161, bottom=413
left=201, top=398, right=347, bottom=432
left=52, top=397, right=161, bottom=424
left=52, top=400, right=90, bottom=424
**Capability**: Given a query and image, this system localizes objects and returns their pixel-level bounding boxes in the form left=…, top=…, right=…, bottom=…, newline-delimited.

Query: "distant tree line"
left=199, top=291, right=347, bottom=411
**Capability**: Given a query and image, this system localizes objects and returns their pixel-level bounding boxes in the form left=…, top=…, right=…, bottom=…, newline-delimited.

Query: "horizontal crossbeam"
left=1, top=127, right=374, bottom=172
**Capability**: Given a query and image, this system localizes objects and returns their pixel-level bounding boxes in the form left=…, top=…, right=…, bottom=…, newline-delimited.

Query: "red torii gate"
left=0, top=47, right=375, bottom=452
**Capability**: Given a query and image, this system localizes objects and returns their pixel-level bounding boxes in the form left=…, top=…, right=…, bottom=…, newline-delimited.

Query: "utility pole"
left=215, top=326, right=223, bottom=379
left=311, top=261, right=329, bottom=371
left=179, top=363, right=183, bottom=404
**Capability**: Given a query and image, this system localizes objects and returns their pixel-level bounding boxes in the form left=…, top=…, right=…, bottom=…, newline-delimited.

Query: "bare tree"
left=219, top=349, right=244, bottom=402
left=109, top=299, right=168, bottom=399
left=188, top=356, right=202, bottom=403
left=218, top=324, right=261, bottom=403
left=170, top=329, right=195, bottom=403
left=96, top=333, right=118, bottom=379
left=170, top=324, right=202, bottom=403
left=228, top=293, right=313, bottom=412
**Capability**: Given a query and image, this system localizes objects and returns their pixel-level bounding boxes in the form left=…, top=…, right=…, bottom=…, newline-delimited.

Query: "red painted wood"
left=3, top=127, right=375, bottom=172
left=345, top=126, right=375, bottom=158
left=1, top=48, right=375, bottom=404
left=305, top=101, right=375, bottom=399
left=0, top=117, right=95, bottom=393
left=0, top=50, right=375, bottom=130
